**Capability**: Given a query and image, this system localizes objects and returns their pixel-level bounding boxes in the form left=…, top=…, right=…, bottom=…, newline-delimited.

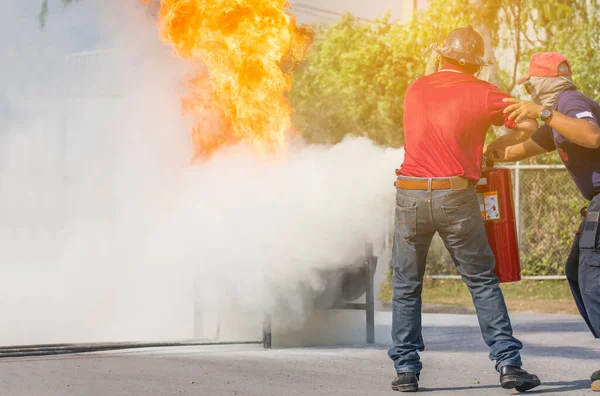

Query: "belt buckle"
left=449, top=177, right=468, bottom=190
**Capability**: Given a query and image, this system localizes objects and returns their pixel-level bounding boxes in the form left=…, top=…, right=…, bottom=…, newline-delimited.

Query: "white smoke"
left=0, top=0, right=403, bottom=345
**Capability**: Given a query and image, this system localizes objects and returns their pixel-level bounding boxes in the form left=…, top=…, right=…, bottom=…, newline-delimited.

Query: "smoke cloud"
left=0, top=0, right=403, bottom=345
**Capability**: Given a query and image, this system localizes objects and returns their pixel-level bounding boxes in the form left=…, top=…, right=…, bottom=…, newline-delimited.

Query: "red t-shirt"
left=398, top=65, right=516, bottom=181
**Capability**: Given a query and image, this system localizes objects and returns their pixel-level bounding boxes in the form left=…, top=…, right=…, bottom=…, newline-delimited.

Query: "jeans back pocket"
left=395, top=205, right=417, bottom=241
left=441, top=196, right=480, bottom=238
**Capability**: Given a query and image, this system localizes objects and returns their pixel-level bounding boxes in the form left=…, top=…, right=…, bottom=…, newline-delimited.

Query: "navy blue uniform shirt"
left=531, top=88, right=600, bottom=201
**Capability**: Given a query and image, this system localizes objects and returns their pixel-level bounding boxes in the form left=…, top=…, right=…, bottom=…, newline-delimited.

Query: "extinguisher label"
left=478, top=191, right=501, bottom=221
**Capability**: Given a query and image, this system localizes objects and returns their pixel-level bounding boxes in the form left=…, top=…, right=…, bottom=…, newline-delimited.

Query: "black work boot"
left=500, top=366, right=541, bottom=392
left=392, top=372, right=419, bottom=392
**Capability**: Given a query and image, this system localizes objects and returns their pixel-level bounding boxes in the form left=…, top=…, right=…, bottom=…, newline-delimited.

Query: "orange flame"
left=143, top=0, right=313, bottom=157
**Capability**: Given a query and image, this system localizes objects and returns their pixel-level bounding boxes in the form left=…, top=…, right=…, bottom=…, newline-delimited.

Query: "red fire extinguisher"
left=476, top=165, right=521, bottom=283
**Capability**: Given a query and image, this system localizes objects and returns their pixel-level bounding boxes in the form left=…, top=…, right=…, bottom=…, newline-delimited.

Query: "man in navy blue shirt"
left=486, top=52, right=600, bottom=392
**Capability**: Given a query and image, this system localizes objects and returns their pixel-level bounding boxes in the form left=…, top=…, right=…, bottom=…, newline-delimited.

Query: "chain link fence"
left=427, top=164, right=586, bottom=276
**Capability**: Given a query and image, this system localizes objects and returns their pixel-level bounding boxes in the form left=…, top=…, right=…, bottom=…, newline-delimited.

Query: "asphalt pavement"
left=0, top=312, right=598, bottom=396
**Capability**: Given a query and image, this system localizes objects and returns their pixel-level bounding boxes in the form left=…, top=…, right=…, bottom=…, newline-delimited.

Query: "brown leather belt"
left=394, top=177, right=474, bottom=190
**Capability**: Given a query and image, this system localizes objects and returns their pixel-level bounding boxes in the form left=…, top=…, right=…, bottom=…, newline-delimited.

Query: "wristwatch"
left=540, top=107, right=554, bottom=123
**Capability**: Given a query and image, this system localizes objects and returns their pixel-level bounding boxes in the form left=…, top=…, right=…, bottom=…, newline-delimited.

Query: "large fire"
left=141, top=0, right=313, bottom=157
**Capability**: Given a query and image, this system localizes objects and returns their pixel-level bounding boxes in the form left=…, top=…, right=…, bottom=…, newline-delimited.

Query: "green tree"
left=290, top=1, right=484, bottom=147
left=528, top=0, right=600, bottom=101
left=290, top=15, right=417, bottom=147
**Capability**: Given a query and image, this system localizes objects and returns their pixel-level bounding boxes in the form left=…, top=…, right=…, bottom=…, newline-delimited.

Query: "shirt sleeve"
left=486, top=85, right=518, bottom=129
left=531, top=124, right=556, bottom=151
left=560, top=91, right=600, bottom=126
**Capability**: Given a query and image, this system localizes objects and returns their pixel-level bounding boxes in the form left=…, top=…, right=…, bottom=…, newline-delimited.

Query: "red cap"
left=517, top=52, right=572, bottom=85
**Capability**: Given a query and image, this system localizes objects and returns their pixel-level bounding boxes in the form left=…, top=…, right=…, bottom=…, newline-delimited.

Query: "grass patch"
left=379, top=278, right=577, bottom=315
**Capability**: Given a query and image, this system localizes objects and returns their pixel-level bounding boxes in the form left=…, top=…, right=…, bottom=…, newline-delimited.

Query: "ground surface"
left=380, top=280, right=578, bottom=315
left=0, top=312, right=597, bottom=396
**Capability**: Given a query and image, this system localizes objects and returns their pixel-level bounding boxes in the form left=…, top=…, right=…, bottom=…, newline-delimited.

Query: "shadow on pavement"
left=521, top=344, right=600, bottom=361
left=524, top=380, right=590, bottom=394
left=375, top=321, right=599, bottom=361
left=418, top=380, right=589, bottom=394
left=418, top=385, right=497, bottom=393
left=513, top=320, right=591, bottom=334
left=421, top=326, right=599, bottom=361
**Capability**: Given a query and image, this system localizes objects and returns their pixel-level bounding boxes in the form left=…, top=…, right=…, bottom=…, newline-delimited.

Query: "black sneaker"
left=392, top=372, right=419, bottom=392
left=500, top=366, right=541, bottom=392
left=592, top=369, right=600, bottom=382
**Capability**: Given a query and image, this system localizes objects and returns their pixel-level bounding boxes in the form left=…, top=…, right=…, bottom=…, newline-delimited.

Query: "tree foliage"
left=290, top=16, right=414, bottom=147
left=527, top=0, right=600, bottom=101
left=290, top=0, right=600, bottom=159
left=289, top=1, right=483, bottom=147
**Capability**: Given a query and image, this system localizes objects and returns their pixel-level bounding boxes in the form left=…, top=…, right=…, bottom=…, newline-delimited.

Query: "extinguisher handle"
left=482, top=155, right=494, bottom=170
left=483, top=148, right=499, bottom=170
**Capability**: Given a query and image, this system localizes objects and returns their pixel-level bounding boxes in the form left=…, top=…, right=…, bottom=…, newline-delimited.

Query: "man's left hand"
left=503, top=98, right=544, bottom=123
left=483, top=142, right=501, bottom=161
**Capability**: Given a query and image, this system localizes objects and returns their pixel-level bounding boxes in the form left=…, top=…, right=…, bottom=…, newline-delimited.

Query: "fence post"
left=365, top=243, right=376, bottom=345
left=262, top=314, right=272, bottom=349
left=514, top=161, right=521, bottom=243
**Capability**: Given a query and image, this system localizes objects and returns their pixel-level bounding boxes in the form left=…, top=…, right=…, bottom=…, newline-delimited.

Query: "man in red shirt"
left=388, top=25, right=541, bottom=393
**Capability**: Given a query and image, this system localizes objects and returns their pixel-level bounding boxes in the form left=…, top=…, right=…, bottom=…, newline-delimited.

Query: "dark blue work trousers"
left=566, top=193, right=600, bottom=338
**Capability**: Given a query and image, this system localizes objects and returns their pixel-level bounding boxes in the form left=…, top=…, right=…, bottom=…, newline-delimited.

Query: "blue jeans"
left=388, top=177, right=523, bottom=374
left=565, top=193, right=600, bottom=338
